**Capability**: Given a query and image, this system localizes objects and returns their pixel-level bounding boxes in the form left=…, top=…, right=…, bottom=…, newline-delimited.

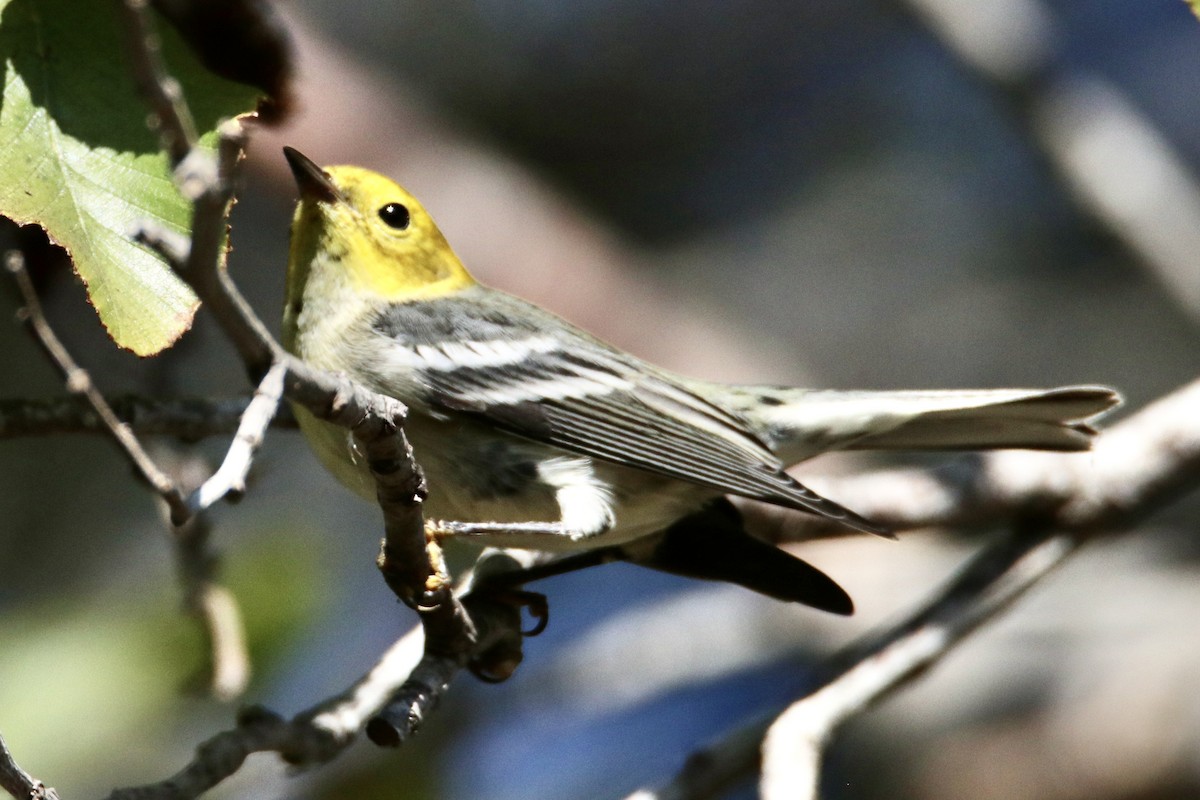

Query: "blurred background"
left=2, top=0, right=1199, bottom=798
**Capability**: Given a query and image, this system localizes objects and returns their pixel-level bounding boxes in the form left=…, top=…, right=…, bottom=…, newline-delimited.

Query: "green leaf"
left=0, top=0, right=262, bottom=355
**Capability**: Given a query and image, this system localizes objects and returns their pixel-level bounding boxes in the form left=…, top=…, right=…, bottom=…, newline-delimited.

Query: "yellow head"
left=282, top=147, right=476, bottom=316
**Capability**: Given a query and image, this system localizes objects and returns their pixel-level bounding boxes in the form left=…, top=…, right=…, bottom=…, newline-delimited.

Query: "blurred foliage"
left=0, top=0, right=260, bottom=355
left=219, top=524, right=330, bottom=679
left=0, top=523, right=327, bottom=794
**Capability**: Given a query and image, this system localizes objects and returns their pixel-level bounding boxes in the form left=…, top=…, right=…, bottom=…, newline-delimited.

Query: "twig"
left=0, top=730, right=59, bottom=800
left=120, top=1, right=438, bottom=599
left=624, top=530, right=1066, bottom=800
left=346, top=405, right=490, bottom=745
left=7, top=247, right=254, bottom=700
left=159, top=460, right=251, bottom=704
left=0, top=395, right=295, bottom=440
left=107, top=627, right=430, bottom=800
left=759, top=528, right=1074, bottom=799
left=187, top=362, right=286, bottom=514
left=5, top=250, right=190, bottom=524
left=189, top=581, right=250, bottom=702
left=106, top=707, right=297, bottom=800
left=117, top=0, right=197, bottom=165
left=625, top=721, right=764, bottom=800
left=904, top=0, right=1200, bottom=320
left=299, top=625, right=427, bottom=745
left=102, top=591, right=524, bottom=800
left=366, top=592, right=524, bottom=746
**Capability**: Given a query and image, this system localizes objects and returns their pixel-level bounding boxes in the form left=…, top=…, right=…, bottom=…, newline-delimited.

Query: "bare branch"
left=6, top=248, right=253, bottom=701
left=367, top=593, right=525, bottom=746
left=759, top=528, right=1074, bottom=799
left=106, top=707, right=296, bottom=800
left=0, top=731, right=59, bottom=800
left=5, top=250, right=190, bottom=524
left=625, top=720, right=764, bottom=800
left=0, top=395, right=296, bottom=440
left=905, top=0, right=1200, bottom=320
left=300, top=626, right=426, bottom=746
left=187, top=362, right=286, bottom=514
left=1052, top=376, right=1200, bottom=527
left=117, top=0, right=197, bottom=165
left=120, top=0, right=440, bottom=597
left=156, top=458, right=251, bottom=703
left=101, top=588, right=524, bottom=799
left=189, top=582, right=250, bottom=701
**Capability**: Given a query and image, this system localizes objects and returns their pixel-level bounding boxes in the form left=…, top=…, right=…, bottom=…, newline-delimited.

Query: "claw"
left=512, top=590, right=550, bottom=636
left=424, top=518, right=450, bottom=540
left=475, top=588, right=549, bottom=636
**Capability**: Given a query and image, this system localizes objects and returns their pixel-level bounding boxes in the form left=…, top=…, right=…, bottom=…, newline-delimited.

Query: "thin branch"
left=903, top=0, right=1200, bottom=320
left=187, top=362, right=286, bottom=514
left=0, top=730, right=59, bottom=800
left=7, top=248, right=253, bottom=700
left=347, top=407, right=491, bottom=745
left=625, top=720, right=764, bottom=800
left=108, top=627, right=431, bottom=800
left=119, top=1, right=439, bottom=597
left=366, top=592, right=525, bottom=746
left=0, top=395, right=295, bottom=440
left=299, top=625, right=427, bottom=746
left=106, top=707, right=297, bottom=800
left=117, top=0, right=197, bottom=165
left=624, top=538, right=1066, bottom=800
left=188, top=582, right=250, bottom=702
left=759, top=528, right=1074, bottom=799
left=161, top=466, right=251, bottom=703
left=102, top=591, right=523, bottom=800
left=5, top=250, right=190, bottom=524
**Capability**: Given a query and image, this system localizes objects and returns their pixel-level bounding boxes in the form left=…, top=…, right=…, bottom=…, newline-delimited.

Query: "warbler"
left=280, top=147, right=1119, bottom=615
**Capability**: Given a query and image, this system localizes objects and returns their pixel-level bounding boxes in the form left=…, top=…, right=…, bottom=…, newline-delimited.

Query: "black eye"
left=378, top=202, right=411, bottom=229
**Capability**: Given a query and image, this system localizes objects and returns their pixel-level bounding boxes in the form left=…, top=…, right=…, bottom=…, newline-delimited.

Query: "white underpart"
left=537, top=456, right=616, bottom=540
left=385, top=336, right=563, bottom=370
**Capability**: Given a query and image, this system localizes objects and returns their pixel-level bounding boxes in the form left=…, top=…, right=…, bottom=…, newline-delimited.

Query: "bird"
left=280, top=146, right=1119, bottom=615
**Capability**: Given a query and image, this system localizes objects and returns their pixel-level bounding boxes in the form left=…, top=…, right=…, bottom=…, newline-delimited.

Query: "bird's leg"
left=427, top=519, right=568, bottom=538
left=424, top=516, right=612, bottom=544
left=427, top=462, right=617, bottom=543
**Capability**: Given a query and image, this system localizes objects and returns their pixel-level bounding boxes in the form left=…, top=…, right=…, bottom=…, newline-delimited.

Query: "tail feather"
left=846, top=387, right=1118, bottom=452
left=630, top=499, right=854, bottom=614
left=710, top=384, right=1120, bottom=465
